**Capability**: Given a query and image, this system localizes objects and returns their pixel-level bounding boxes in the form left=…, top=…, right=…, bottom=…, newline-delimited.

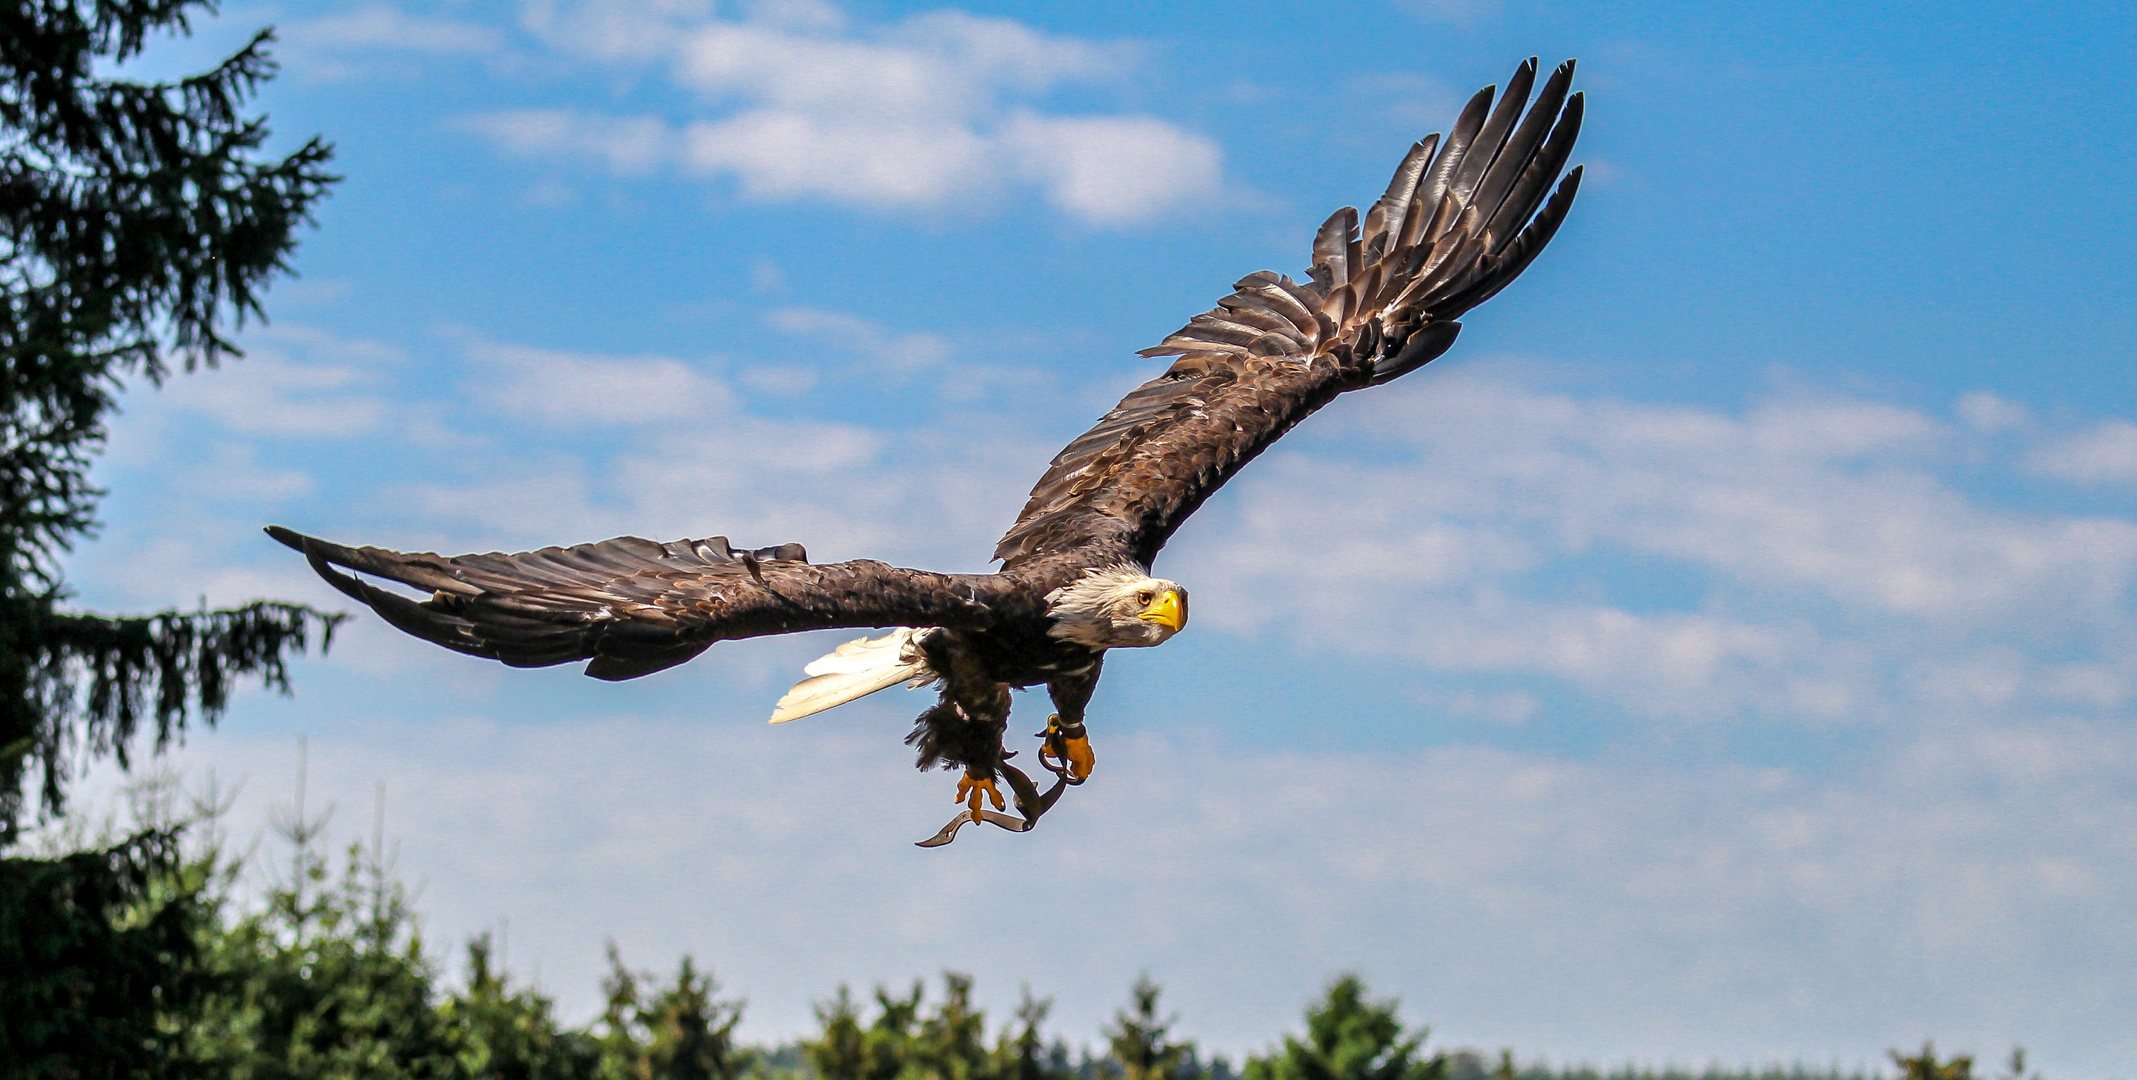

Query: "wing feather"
left=1419, top=82, right=1497, bottom=211
left=1446, top=57, right=1538, bottom=208
left=1309, top=206, right=1358, bottom=292
left=1473, top=61, right=1572, bottom=221
left=994, top=58, right=1584, bottom=570
left=268, top=526, right=1003, bottom=680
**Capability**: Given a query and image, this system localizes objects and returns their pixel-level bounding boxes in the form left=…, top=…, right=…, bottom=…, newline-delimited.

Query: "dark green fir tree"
left=444, top=933, right=603, bottom=1080
left=1, top=0, right=338, bottom=1073
left=0, top=0, right=340, bottom=834
left=1103, top=976, right=1206, bottom=1080
left=597, top=945, right=750, bottom=1080
left=990, top=987, right=1076, bottom=1080
left=803, top=980, right=925, bottom=1080
left=1243, top=977, right=1444, bottom=1080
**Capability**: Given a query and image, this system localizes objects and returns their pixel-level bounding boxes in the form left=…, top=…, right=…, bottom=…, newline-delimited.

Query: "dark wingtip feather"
left=301, top=549, right=376, bottom=606
left=1549, top=163, right=1584, bottom=210
left=1419, top=82, right=1499, bottom=208
left=1432, top=163, right=1583, bottom=317
left=1447, top=57, right=1540, bottom=206
left=265, top=525, right=306, bottom=551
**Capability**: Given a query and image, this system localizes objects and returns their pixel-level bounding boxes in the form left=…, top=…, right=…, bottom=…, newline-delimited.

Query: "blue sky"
left=51, top=0, right=2137, bottom=1075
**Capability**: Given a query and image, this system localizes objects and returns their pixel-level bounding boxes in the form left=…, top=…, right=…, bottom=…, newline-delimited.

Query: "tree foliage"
left=1888, top=1045, right=1971, bottom=1080
left=183, top=790, right=460, bottom=1078
left=0, top=0, right=342, bottom=836
left=596, top=946, right=749, bottom=1080
left=1102, top=976, right=1205, bottom=1080
left=1244, top=977, right=1444, bottom=1080
left=801, top=973, right=1077, bottom=1080
left=0, top=824, right=208, bottom=1078
left=443, top=934, right=601, bottom=1080
left=995, top=987, right=1076, bottom=1080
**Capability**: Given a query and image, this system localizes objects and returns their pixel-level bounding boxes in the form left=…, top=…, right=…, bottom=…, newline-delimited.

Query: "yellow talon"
left=1063, top=736, right=1094, bottom=781
left=955, top=773, right=1004, bottom=822
left=1039, top=714, right=1097, bottom=782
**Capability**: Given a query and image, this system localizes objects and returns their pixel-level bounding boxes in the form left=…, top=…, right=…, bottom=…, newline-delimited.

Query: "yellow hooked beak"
left=1138, top=589, right=1185, bottom=631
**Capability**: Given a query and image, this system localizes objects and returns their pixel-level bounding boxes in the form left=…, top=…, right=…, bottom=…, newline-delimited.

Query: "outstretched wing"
left=267, top=526, right=999, bottom=681
left=995, top=58, right=1583, bottom=570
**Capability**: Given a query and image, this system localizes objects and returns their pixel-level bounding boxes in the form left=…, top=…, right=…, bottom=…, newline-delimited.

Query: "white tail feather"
left=768, top=628, right=931, bottom=724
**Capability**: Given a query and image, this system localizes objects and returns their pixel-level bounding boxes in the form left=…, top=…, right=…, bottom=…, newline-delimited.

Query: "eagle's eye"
left=1136, top=590, right=1153, bottom=605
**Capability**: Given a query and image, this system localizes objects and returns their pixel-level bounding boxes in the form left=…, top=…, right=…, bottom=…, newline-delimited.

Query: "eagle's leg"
left=953, top=687, right=1012, bottom=823
left=1039, top=661, right=1103, bottom=783
left=907, top=629, right=1019, bottom=825
left=909, top=693, right=1010, bottom=780
left=910, top=695, right=1011, bottom=824
left=956, top=772, right=1005, bottom=820
left=1038, top=715, right=1092, bottom=783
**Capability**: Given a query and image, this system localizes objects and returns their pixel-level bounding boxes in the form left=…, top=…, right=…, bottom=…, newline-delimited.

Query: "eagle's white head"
left=1044, top=564, right=1188, bottom=649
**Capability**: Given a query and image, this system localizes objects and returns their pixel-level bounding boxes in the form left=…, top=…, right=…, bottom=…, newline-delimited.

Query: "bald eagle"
left=269, top=58, right=1584, bottom=846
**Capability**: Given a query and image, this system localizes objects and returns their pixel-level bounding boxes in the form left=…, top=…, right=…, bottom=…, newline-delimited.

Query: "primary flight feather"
left=270, top=58, right=1585, bottom=845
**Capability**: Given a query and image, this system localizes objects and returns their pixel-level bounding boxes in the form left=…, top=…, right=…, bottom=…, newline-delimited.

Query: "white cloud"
left=160, top=327, right=398, bottom=437
left=1955, top=389, right=2029, bottom=431
left=114, top=325, right=2137, bottom=727
left=285, top=6, right=504, bottom=54
left=739, top=0, right=848, bottom=34
left=181, top=443, right=313, bottom=501
left=108, top=320, right=2137, bottom=733
left=1004, top=112, right=1225, bottom=225
left=667, top=16, right=1105, bottom=117
left=1341, top=378, right=2137, bottom=622
left=467, top=1, right=1221, bottom=223
left=467, top=341, right=733, bottom=424
left=458, top=111, right=672, bottom=176
left=519, top=0, right=715, bottom=62
left=2028, top=417, right=2137, bottom=485
left=280, top=5, right=506, bottom=79
left=740, top=365, right=817, bottom=396
left=1173, top=370, right=2137, bottom=724
left=767, top=308, right=951, bottom=371
left=680, top=110, right=994, bottom=207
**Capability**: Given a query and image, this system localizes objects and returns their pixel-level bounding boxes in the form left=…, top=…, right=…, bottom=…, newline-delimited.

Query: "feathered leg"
left=906, top=632, right=1013, bottom=823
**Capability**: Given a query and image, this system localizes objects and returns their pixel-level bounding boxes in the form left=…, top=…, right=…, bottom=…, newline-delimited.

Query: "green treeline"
left=2, top=776, right=2025, bottom=1080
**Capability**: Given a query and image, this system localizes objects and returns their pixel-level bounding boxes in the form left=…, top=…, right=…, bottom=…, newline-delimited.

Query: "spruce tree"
left=913, top=972, right=991, bottom=1080
left=1, top=3, right=338, bottom=1073
left=185, top=789, right=461, bottom=1078
left=0, top=825, right=208, bottom=1074
left=1242, top=977, right=1444, bottom=1080
left=0, top=0, right=341, bottom=838
left=803, top=981, right=925, bottom=1080
left=446, top=933, right=603, bottom=1080
left=1103, top=976, right=1203, bottom=1080
left=596, top=946, right=750, bottom=1080
left=989, top=988, right=1075, bottom=1080
left=1891, top=1045, right=1974, bottom=1080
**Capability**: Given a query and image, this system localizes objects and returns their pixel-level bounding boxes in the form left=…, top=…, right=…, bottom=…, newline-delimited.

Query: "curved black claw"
left=915, top=808, right=1032, bottom=847
left=997, top=761, right=1066, bottom=821
left=915, top=762, right=1069, bottom=847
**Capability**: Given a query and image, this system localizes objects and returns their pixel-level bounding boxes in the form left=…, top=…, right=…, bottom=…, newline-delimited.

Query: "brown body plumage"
left=270, top=58, right=1585, bottom=844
